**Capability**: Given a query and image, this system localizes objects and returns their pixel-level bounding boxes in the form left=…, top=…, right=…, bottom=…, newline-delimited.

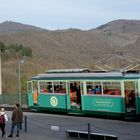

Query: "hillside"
left=93, top=19, right=140, bottom=47
left=0, top=20, right=140, bottom=93
left=0, top=21, right=45, bottom=34
left=0, top=22, right=113, bottom=69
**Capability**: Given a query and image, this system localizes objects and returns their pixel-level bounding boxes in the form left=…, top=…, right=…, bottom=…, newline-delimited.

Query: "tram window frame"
left=39, top=81, right=53, bottom=93
left=32, top=81, right=38, bottom=91
left=27, top=81, right=32, bottom=93
left=124, top=81, right=137, bottom=107
left=102, top=81, right=121, bottom=96
left=39, top=81, right=49, bottom=93
left=53, top=81, right=66, bottom=94
left=86, top=81, right=102, bottom=95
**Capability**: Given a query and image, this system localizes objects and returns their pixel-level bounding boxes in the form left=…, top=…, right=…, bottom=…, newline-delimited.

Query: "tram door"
left=69, top=81, right=83, bottom=110
left=27, top=81, right=33, bottom=107
left=124, top=81, right=137, bottom=114
left=32, top=81, right=39, bottom=106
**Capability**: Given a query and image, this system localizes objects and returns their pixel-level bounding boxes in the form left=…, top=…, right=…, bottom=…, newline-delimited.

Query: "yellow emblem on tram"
left=50, top=96, right=58, bottom=107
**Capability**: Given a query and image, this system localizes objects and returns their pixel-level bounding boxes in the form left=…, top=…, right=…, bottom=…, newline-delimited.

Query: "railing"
left=0, top=93, right=28, bottom=106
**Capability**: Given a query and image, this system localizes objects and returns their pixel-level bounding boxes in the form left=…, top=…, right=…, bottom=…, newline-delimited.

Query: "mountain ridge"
left=0, top=20, right=46, bottom=33
left=1, top=19, right=140, bottom=93
left=1, top=19, right=140, bottom=67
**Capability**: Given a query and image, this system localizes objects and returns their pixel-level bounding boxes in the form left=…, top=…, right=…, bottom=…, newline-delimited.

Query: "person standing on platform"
left=8, top=103, right=23, bottom=138
left=0, top=108, right=8, bottom=137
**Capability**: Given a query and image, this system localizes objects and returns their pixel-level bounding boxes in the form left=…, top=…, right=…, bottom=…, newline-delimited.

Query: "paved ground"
left=2, top=110, right=140, bottom=140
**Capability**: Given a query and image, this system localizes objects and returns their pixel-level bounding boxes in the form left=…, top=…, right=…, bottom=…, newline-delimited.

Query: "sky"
left=0, top=0, right=140, bottom=30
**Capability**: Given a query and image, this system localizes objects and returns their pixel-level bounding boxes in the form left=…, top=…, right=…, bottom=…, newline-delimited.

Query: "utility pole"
left=18, top=59, right=24, bottom=109
left=18, top=59, right=21, bottom=108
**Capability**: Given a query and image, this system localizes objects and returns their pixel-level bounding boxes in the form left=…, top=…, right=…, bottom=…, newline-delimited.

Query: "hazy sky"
left=0, top=0, right=140, bottom=30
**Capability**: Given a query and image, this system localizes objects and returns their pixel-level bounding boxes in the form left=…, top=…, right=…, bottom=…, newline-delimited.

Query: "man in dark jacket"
left=8, top=103, right=23, bottom=137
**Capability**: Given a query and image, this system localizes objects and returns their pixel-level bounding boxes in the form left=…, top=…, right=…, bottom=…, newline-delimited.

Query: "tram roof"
left=30, top=68, right=140, bottom=80
left=32, top=72, right=125, bottom=80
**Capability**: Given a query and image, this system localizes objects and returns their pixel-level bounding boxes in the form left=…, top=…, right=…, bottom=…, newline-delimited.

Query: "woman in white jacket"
left=0, top=108, right=8, bottom=137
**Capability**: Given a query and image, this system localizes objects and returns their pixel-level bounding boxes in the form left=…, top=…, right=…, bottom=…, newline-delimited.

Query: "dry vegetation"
left=0, top=20, right=140, bottom=93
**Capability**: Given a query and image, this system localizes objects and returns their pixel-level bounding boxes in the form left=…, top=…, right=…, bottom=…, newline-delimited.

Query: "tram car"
left=27, top=69, right=140, bottom=120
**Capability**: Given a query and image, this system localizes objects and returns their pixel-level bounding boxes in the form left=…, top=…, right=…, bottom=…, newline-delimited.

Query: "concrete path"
left=3, top=111, right=140, bottom=140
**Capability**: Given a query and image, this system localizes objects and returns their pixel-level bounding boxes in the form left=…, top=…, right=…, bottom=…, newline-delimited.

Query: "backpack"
left=0, top=114, right=5, bottom=124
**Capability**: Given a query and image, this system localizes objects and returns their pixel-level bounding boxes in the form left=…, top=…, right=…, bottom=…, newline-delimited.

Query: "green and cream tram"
left=27, top=69, right=140, bottom=119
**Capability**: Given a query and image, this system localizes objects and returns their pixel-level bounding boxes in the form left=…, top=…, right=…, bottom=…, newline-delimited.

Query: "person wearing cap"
left=0, top=108, right=8, bottom=137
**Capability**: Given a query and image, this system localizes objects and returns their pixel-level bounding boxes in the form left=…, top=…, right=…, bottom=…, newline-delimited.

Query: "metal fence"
left=0, top=93, right=28, bottom=106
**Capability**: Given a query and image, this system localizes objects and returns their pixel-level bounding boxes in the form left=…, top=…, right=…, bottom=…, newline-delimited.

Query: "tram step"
left=67, top=109, right=83, bottom=115
left=125, top=108, right=137, bottom=120
left=68, top=112, right=82, bottom=115
left=71, top=106, right=81, bottom=109
left=124, top=115, right=137, bottom=120
left=126, top=108, right=136, bottom=114
left=31, top=109, right=38, bottom=112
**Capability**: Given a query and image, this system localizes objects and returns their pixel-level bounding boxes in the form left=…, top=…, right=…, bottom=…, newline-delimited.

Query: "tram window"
left=124, top=81, right=137, bottom=107
left=86, top=81, right=102, bottom=95
left=103, top=81, right=121, bottom=95
left=39, top=81, right=49, bottom=93
left=47, top=82, right=53, bottom=93
left=27, top=82, right=32, bottom=92
left=33, top=81, right=38, bottom=91
left=39, top=81, right=53, bottom=93
left=53, top=82, right=66, bottom=94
